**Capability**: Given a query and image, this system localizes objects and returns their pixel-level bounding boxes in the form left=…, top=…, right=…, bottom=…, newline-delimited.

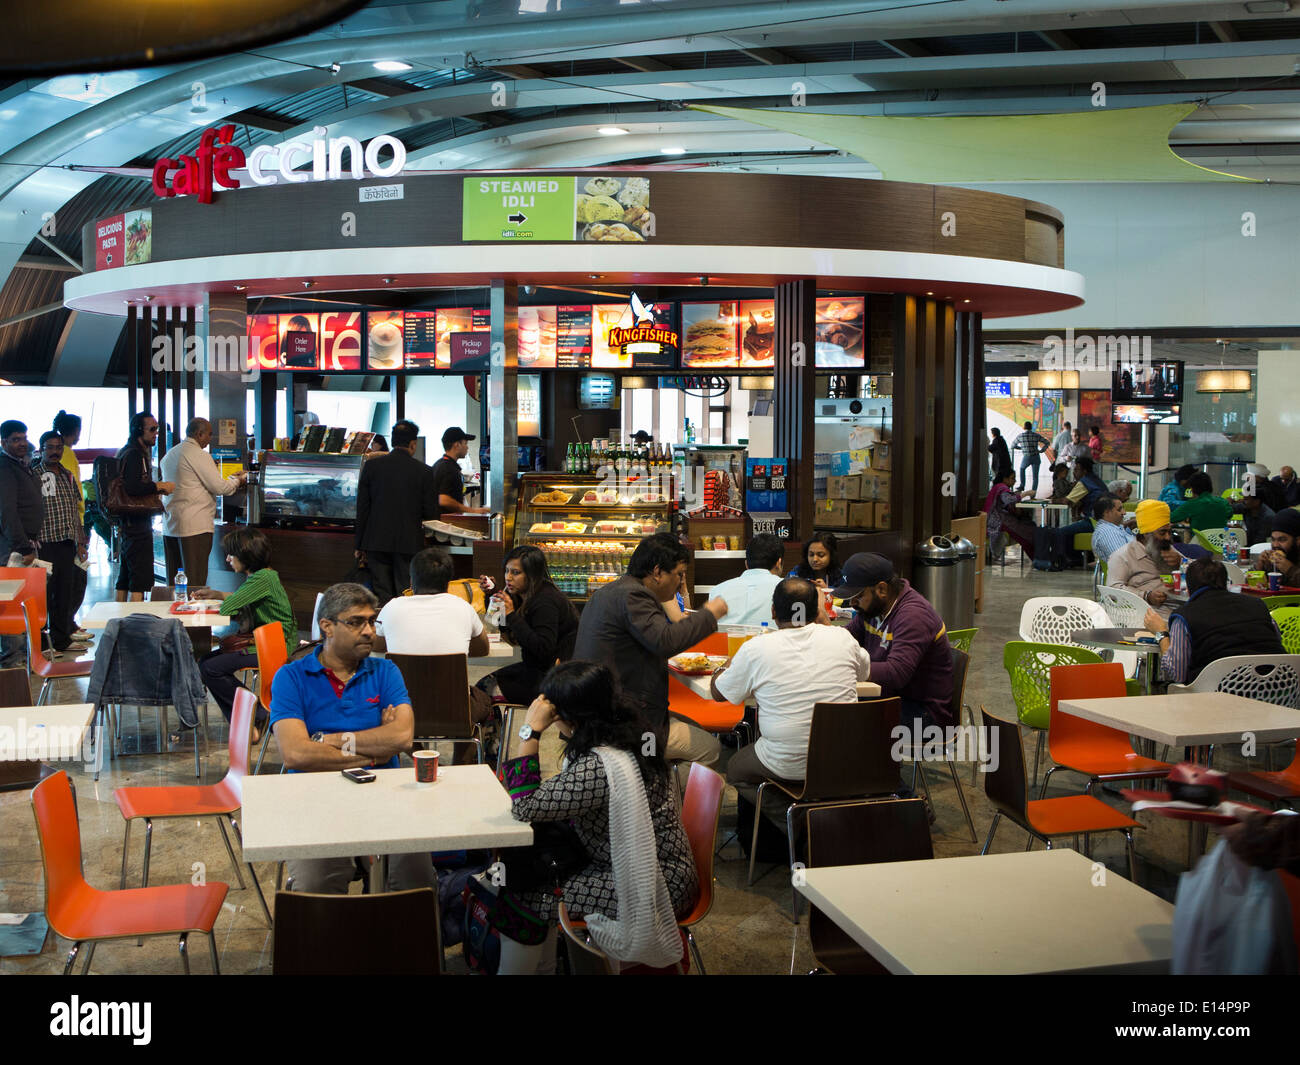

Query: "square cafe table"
left=668, top=664, right=880, bottom=702
left=0, top=579, right=25, bottom=602
left=1057, top=690, right=1300, bottom=750
left=240, top=764, right=533, bottom=888
left=82, top=599, right=226, bottom=629
left=796, top=849, right=1174, bottom=974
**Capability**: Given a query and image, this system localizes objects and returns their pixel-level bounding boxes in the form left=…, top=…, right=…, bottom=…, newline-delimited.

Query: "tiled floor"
left=0, top=554, right=1262, bottom=974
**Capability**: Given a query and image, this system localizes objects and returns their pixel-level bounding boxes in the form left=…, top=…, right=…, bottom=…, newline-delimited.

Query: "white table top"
left=82, top=599, right=224, bottom=629
left=669, top=669, right=880, bottom=702
left=1015, top=501, right=1068, bottom=510
left=0, top=579, right=24, bottom=602
left=240, top=764, right=533, bottom=862
left=797, top=850, right=1174, bottom=975
left=472, top=637, right=518, bottom=662
left=1059, top=691, right=1300, bottom=747
left=0, top=703, right=94, bottom=762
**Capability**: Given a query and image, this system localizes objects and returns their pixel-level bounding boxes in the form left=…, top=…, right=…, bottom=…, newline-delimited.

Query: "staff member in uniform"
left=354, top=419, right=438, bottom=606
left=431, top=427, right=490, bottom=518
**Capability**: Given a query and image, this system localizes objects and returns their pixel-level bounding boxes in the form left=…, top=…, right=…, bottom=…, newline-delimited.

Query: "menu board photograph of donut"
left=815, top=297, right=865, bottom=368
left=575, top=175, right=653, bottom=243
left=680, top=302, right=739, bottom=370
left=319, top=311, right=363, bottom=371
left=738, top=300, right=776, bottom=369
left=278, top=312, right=319, bottom=369
left=366, top=310, right=405, bottom=370
left=518, top=305, right=557, bottom=369
left=247, top=313, right=280, bottom=372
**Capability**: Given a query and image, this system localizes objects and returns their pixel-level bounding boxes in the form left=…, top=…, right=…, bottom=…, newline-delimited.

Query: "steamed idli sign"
left=462, top=176, right=654, bottom=243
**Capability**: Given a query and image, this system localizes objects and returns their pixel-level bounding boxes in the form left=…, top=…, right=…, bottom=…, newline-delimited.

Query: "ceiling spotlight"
left=329, top=62, right=341, bottom=75
left=963, top=298, right=971, bottom=303
left=925, top=291, right=934, bottom=296
left=660, top=146, right=686, bottom=155
left=589, top=274, right=602, bottom=280
left=374, top=60, right=412, bottom=72
left=143, top=294, right=154, bottom=302
left=233, top=284, right=246, bottom=292
left=597, top=126, right=629, bottom=136
left=383, top=277, right=395, bottom=285
left=302, top=280, right=314, bottom=288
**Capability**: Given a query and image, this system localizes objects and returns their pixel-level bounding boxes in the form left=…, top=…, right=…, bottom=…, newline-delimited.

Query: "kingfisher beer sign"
left=152, top=124, right=407, bottom=203
left=609, top=324, right=679, bottom=355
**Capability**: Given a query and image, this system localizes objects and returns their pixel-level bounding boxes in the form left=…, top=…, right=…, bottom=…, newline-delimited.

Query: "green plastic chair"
left=946, top=627, right=977, bottom=654
left=1194, top=528, right=1228, bottom=555
left=1003, top=641, right=1105, bottom=787
left=1272, top=607, right=1300, bottom=656
left=1264, top=595, right=1300, bottom=611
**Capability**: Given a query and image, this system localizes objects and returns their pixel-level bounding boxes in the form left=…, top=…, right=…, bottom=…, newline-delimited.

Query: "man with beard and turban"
left=1261, top=507, right=1300, bottom=585
left=1106, top=500, right=1184, bottom=616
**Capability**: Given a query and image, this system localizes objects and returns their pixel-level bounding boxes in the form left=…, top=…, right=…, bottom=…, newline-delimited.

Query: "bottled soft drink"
left=1224, top=528, right=1239, bottom=565
left=174, top=568, right=188, bottom=603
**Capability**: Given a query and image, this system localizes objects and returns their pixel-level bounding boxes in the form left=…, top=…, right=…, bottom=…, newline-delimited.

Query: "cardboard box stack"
left=816, top=439, right=892, bottom=529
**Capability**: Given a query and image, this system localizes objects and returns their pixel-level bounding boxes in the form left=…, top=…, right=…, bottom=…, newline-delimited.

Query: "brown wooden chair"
left=900, top=647, right=978, bottom=842
left=746, top=697, right=903, bottom=921
left=0, top=665, right=52, bottom=792
left=805, top=798, right=933, bottom=974
left=271, top=888, right=441, bottom=975
left=388, top=652, right=484, bottom=763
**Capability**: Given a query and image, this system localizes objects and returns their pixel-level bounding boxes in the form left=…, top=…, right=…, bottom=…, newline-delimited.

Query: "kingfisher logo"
left=50, top=997, right=151, bottom=1045
left=608, top=325, right=679, bottom=350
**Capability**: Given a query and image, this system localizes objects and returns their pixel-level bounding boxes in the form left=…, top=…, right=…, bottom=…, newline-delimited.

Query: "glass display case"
left=512, top=472, right=675, bottom=601
left=257, top=451, right=366, bottom=525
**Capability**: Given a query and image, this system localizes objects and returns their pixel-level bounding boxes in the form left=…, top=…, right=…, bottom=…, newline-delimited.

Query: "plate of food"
left=531, top=489, right=572, bottom=505
left=582, top=221, right=645, bottom=243
left=669, top=653, right=729, bottom=675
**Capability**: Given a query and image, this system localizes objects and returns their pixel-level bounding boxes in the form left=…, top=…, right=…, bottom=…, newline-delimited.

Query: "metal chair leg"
left=216, top=816, right=247, bottom=889
left=179, top=932, right=190, bottom=974
left=786, top=801, right=801, bottom=924
left=120, top=821, right=132, bottom=889
left=80, top=941, right=97, bottom=974
left=1038, top=764, right=1059, bottom=801
left=746, top=782, right=768, bottom=886
left=686, top=929, right=706, bottom=975
left=142, top=819, right=153, bottom=888
left=981, top=811, right=1001, bottom=855
left=208, top=932, right=221, bottom=975
left=946, top=757, right=978, bottom=843
left=1125, top=829, right=1137, bottom=883
left=63, top=941, right=81, bottom=975
left=1032, top=731, right=1045, bottom=788
left=229, top=817, right=273, bottom=928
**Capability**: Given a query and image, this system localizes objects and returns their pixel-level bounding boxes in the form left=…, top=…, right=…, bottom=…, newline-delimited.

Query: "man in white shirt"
left=711, top=576, right=871, bottom=783
left=706, top=533, right=784, bottom=627
left=1050, top=420, right=1073, bottom=460
left=160, top=417, right=245, bottom=586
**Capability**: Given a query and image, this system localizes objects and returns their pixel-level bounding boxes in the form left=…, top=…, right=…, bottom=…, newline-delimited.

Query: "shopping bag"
left=1172, top=839, right=1298, bottom=974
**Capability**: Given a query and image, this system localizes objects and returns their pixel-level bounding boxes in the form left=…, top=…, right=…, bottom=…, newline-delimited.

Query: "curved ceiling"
left=7, top=0, right=1300, bottom=381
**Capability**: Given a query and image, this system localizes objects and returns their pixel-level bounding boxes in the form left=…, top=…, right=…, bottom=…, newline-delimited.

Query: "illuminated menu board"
left=319, top=311, right=363, bottom=371
left=815, top=297, right=865, bottom=368
left=680, top=301, right=739, bottom=370
left=278, top=312, right=319, bottom=369
left=737, top=300, right=775, bottom=370
left=367, top=310, right=406, bottom=371
left=556, top=305, right=592, bottom=368
left=248, top=314, right=280, bottom=371
left=400, top=310, right=437, bottom=369
left=518, top=306, right=557, bottom=369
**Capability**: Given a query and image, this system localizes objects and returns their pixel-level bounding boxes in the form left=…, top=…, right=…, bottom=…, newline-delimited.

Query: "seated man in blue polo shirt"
left=270, top=581, right=435, bottom=894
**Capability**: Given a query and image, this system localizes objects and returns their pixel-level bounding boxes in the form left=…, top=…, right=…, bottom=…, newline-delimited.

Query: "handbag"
left=105, top=476, right=163, bottom=516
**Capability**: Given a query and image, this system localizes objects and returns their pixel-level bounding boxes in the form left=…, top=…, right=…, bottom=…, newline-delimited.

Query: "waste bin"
left=947, top=534, right=977, bottom=631
left=912, top=535, right=962, bottom=629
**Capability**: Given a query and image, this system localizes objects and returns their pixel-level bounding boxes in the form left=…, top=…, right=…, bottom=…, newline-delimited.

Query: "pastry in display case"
left=513, top=472, right=675, bottom=600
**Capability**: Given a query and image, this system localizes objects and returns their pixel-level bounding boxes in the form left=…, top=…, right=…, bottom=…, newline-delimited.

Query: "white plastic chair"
left=310, top=592, right=325, bottom=641
left=1249, top=542, right=1271, bottom=557
left=1018, top=596, right=1112, bottom=648
left=1223, top=561, right=1247, bottom=585
left=1168, top=654, right=1300, bottom=766
left=1093, top=586, right=1148, bottom=678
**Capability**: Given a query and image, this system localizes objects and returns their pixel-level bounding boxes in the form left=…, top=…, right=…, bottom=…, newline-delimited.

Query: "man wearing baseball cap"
left=432, top=426, right=489, bottom=520
left=839, top=552, right=953, bottom=729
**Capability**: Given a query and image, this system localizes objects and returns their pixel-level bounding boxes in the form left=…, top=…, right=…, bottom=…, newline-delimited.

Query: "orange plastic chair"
left=31, top=770, right=229, bottom=974
left=252, top=622, right=289, bottom=774
left=0, top=565, right=48, bottom=645
left=980, top=706, right=1140, bottom=882
left=22, top=600, right=91, bottom=706
left=1227, top=747, right=1300, bottom=804
left=678, top=761, right=724, bottom=975
left=668, top=632, right=747, bottom=740
left=1040, top=662, right=1172, bottom=800
left=115, top=687, right=272, bottom=927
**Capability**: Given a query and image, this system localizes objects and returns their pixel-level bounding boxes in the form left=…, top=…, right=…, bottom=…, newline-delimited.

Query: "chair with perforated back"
left=1274, top=608, right=1300, bottom=656
left=31, top=771, right=229, bottom=974
left=1018, top=596, right=1111, bottom=648
left=389, top=652, right=484, bottom=763
left=1168, top=654, right=1300, bottom=709
left=946, top=627, right=976, bottom=654
left=900, top=647, right=976, bottom=842
left=252, top=623, right=289, bottom=774
left=979, top=707, right=1139, bottom=882
left=1264, top=595, right=1300, bottom=611
left=1003, top=641, right=1104, bottom=787
left=746, top=697, right=903, bottom=922
left=0, top=666, right=55, bottom=792
left=805, top=799, right=933, bottom=975
left=1194, top=528, right=1229, bottom=555
left=1040, top=662, right=1171, bottom=802
left=272, top=888, right=441, bottom=974
left=114, top=687, right=272, bottom=927
left=678, top=762, right=724, bottom=975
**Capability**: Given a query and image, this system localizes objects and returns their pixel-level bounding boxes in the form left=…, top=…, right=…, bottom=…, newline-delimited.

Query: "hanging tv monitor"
left=1111, top=358, right=1183, bottom=404
left=1111, top=403, right=1182, bottom=425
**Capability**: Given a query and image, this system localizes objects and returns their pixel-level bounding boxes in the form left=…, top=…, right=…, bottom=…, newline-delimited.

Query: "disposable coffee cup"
left=414, top=749, right=439, bottom=784
left=1269, top=572, right=1283, bottom=591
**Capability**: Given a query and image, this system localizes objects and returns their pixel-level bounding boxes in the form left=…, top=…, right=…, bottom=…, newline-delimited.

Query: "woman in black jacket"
left=478, top=545, right=579, bottom=704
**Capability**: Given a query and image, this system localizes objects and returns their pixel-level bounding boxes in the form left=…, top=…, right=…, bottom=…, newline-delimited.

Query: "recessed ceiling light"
left=233, top=284, right=246, bottom=292
left=598, top=127, right=629, bottom=136
left=374, top=61, right=412, bottom=72
left=925, top=291, right=934, bottom=296
left=660, top=146, right=686, bottom=155
left=963, top=299, right=971, bottom=303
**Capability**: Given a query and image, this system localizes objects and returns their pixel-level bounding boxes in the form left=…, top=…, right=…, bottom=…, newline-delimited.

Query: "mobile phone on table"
left=341, top=768, right=376, bottom=783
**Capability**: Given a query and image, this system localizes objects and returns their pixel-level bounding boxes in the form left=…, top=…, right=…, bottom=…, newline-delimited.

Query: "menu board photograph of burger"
left=738, top=300, right=775, bottom=369
left=518, top=306, right=557, bottom=369
left=680, top=302, right=739, bottom=370
left=575, top=176, right=653, bottom=243
left=319, top=311, right=363, bottom=371
left=367, top=310, right=406, bottom=370
left=278, top=312, right=319, bottom=369
left=815, top=297, right=865, bottom=368
left=247, top=313, right=280, bottom=372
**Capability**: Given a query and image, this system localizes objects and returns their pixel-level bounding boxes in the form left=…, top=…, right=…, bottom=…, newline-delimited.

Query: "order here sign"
left=462, top=177, right=576, bottom=241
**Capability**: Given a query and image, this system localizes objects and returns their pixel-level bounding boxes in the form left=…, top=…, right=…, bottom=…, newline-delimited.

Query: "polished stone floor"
left=0, top=553, right=1263, bottom=975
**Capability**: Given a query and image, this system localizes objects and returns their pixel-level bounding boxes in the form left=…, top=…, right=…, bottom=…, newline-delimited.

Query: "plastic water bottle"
left=174, top=568, right=188, bottom=603
left=1224, top=527, right=1239, bottom=566
left=1179, top=555, right=1189, bottom=592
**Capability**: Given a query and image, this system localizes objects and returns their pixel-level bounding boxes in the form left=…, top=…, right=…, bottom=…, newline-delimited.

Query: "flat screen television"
left=578, top=373, right=618, bottom=410
left=1111, top=403, right=1182, bottom=425
left=1111, top=359, right=1183, bottom=403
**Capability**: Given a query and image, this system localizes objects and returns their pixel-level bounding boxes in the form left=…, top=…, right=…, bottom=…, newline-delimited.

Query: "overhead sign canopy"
left=689, top=102, right=1252, bottom=183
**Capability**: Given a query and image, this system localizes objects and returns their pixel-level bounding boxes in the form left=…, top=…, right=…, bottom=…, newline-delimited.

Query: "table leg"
left=369, top=855, right=388, bottom=894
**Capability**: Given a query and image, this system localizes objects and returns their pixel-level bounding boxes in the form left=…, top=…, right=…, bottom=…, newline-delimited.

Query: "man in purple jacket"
left=841, top=552, right=954, bottom=727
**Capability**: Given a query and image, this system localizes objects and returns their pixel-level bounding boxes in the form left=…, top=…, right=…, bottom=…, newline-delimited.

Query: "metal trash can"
left=912, top=535, right=962, bottom=629
left=947, top=534, right=977, bottom=631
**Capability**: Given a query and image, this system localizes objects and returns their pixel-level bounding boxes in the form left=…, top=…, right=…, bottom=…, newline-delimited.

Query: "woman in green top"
left=1171, top=471, right=1234, bottom=532
left=194, top=527, right=297, bottom=740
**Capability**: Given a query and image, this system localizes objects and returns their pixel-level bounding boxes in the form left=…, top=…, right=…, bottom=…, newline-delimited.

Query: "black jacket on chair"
left=355, top=448, right=439, bottom=555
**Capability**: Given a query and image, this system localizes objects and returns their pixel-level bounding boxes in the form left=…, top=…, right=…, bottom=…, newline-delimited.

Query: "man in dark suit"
left=354, top=419, right=438, bottom=605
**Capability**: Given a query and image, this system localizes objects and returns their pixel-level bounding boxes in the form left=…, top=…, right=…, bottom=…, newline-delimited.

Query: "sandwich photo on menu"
left=681, top=303, right=738, bottom=369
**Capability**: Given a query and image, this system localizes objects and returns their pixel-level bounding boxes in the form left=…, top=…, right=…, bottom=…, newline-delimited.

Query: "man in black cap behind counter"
left=433, top=426, right=490, bottom=519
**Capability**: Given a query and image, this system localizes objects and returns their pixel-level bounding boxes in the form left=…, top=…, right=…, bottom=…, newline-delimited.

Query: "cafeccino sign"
left=152, top=125, right=407, bottom=204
